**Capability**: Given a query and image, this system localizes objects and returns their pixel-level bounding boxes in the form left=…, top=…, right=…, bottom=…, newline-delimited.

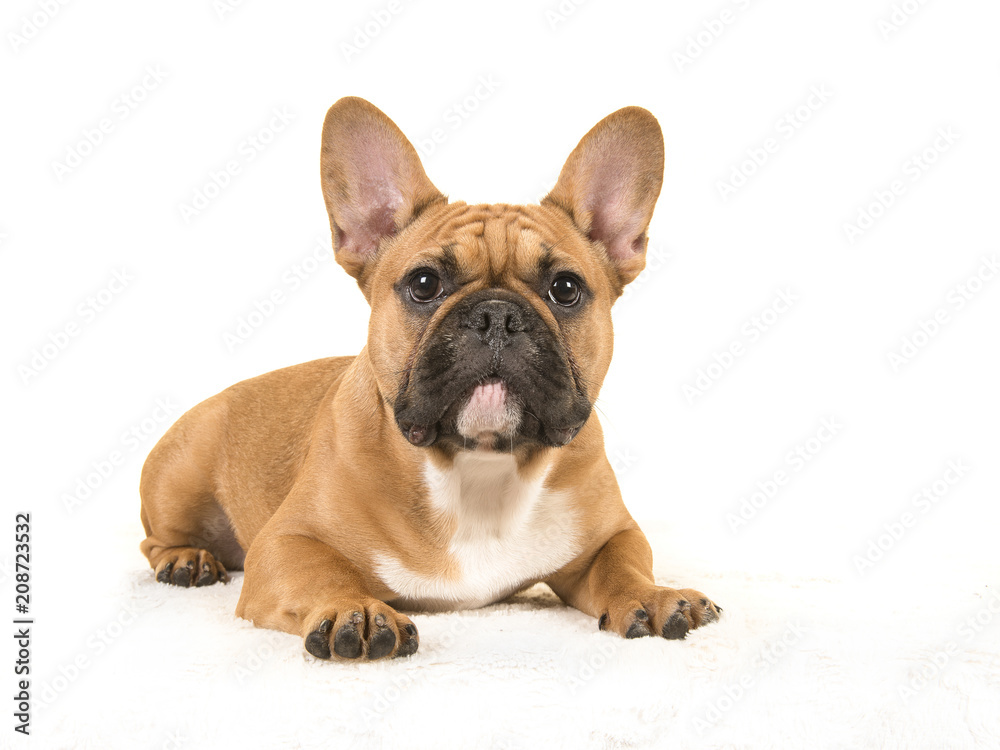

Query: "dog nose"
left=466, top=299, right=529, bottom=348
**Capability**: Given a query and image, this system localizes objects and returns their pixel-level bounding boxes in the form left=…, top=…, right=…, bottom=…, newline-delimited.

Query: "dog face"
left=320, top=98, right=663, bottom=456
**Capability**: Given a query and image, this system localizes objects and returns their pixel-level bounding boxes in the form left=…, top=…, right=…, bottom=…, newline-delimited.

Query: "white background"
left=3, top=0, right=999, bottom=748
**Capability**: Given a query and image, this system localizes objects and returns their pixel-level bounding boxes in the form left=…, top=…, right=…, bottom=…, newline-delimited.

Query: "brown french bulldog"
left=139, top=97, right=721, bottom=660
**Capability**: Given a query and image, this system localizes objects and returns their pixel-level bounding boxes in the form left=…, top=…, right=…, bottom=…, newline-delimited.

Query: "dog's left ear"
left=543, top=107, right=664, bottom=289
left=320, top=97, right=445, bottom=287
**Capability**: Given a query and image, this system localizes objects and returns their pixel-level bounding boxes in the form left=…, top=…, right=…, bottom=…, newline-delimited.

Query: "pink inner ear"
left=584, top=156, right=645, bottom=260
left=337, top=138, right=406, bottom=257
left=337, top=199, right=398, bottom=257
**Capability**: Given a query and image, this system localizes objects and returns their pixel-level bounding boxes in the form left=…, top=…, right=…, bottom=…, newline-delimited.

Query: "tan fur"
left=139, top=98, right=719, bottom=660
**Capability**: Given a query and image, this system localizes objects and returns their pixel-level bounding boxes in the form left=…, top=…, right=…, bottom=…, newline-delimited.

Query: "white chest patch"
left=373, top=453, right=581, bottom=610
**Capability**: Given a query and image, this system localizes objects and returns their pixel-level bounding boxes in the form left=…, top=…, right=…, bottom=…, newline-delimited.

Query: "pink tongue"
left=467, top=381, right=507, bottom=413
left=457, top=380, right=520, bottom=440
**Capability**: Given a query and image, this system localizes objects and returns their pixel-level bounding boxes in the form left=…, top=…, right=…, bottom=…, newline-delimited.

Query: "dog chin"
left=454, top=380, right=522, bottom=446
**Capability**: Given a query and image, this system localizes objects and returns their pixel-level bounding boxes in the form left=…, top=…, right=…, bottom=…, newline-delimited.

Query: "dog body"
left=139, top=99, right=720, bottom=660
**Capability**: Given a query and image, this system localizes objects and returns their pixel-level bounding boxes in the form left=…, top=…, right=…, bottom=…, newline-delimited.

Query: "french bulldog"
left=139, top=97, right=721, bottom=660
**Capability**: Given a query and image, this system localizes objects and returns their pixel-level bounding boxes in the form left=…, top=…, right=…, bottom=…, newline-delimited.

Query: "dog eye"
left=408, top=270, right=443, bottom=302
left=548, top=276, right=581, bottom=306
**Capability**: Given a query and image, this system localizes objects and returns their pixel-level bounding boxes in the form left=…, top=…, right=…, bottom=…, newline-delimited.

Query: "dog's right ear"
left=320, top=97, right=444, bottom=285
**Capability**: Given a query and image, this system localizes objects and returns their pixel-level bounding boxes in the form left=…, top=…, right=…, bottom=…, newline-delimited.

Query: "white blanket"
left=31, top=522, right=1000, bottom=750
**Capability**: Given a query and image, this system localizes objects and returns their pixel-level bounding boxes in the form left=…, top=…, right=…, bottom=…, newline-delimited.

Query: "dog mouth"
left=392, top=289, right=592, bottom=452
left=454, top=379, right=522, bottom=441
left=396, top=377, right=585, bottom=452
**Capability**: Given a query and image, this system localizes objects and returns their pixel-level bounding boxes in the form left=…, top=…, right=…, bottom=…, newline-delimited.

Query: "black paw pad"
left=396, top=623, right=419, bottom=658
left=305, top=619, right=333, bottom=660
left=195, top=563, right=215, bottom=587
left=172, top=562, right=194, bottom=587
left=625, top=611, right=652, bottom=639
left=368, top=624, right=397, bottom=660
left=156, top=562, right=174, bottom=584
left=334, top=620, right=363, bottom=659
left=661, top=609, right=690, bottom=640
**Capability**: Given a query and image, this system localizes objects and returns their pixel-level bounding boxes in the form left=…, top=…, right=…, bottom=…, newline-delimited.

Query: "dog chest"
left=373, top=453, right=580, bottom=610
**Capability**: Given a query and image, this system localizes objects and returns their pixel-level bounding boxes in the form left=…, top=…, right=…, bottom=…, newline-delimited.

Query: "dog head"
left=320, top=97, right=663, bottom=456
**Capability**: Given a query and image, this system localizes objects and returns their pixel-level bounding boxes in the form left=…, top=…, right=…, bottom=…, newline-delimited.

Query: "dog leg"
left=146, top=544, right=229, bottom=587
left=139, top=411, right=246, bottom=585
left=236, top=533, right=419, bottom=660
left=548, top=528, right=721, bottom=640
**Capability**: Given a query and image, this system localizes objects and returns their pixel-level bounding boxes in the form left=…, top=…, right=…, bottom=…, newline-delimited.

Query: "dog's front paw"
left=153, top=547, right=229, bottom=587
left=598, top=586, right=721, bottom=641
left=304, top=600, right=419, bottom=661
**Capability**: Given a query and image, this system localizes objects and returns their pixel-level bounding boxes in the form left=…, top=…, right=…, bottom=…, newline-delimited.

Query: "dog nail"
left=625, top=621, right=652, bottom=639
left=172, top=565, right=192, bottom=587
left=374, top=613, right=387, bottom=628
left=334, top=623, right=363, bottom=659
left=661, top=610, right=689, bottom=641
left=397, top=626, right=419, bottom=658
left=156, top=562, right=174, bottom=583
left=195, top=568, right=215, bottom=587
left=598, top=613, right=609, bottom=631
left=349, top=611, right=364, bottom=625
left=368, top=627, right=396, bottom=660
left=305, top=624, right=333, bottom=660
left=678, top=599, right=690, bottom=610
left=702, top=604, right=721, bottom=624
left=634, top=609, right=649, bottom=622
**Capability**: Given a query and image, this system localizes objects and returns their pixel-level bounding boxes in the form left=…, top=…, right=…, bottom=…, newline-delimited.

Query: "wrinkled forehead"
left=384, top=202, right=604, bottom=286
